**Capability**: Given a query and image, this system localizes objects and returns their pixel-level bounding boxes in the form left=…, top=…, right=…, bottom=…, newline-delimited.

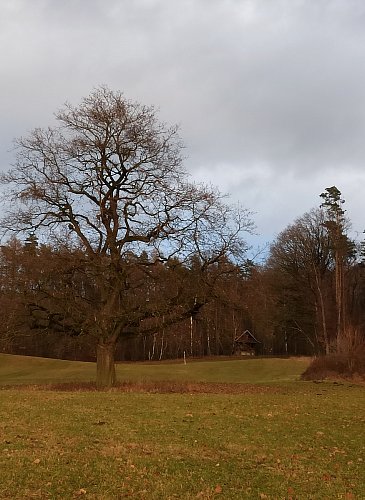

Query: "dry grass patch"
left=1, top=380, right=281, bottom=394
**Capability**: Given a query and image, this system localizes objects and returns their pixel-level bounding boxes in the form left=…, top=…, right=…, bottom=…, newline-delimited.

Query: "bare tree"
left=268, top=208, right=334, bottom=354
left=0, top=87, right=253, bottom=387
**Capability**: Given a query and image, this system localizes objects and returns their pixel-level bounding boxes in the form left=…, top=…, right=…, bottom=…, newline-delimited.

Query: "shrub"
left=302, top=340, right=365, bottom=381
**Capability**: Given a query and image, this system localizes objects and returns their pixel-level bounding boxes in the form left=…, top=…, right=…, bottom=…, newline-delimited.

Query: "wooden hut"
left=233, top=330, right=260, bottom=356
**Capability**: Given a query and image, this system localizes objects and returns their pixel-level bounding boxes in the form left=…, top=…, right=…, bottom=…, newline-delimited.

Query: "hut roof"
left=234, top=330, right=261, bottom=344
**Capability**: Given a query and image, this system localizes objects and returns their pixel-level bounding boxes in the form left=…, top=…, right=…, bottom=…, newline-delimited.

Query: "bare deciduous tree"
left=268, top=209, right=334, bottom=354
left=0, top=87, right=253, bottom=387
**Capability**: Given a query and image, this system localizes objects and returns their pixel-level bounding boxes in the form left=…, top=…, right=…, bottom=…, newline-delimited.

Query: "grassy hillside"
left=0, top=354, right=96, bottom=385
left=0, top=354, right=310, bottom=386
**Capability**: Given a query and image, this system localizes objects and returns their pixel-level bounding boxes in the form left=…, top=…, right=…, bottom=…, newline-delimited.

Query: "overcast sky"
left=1, top=0, right=365, bottom=255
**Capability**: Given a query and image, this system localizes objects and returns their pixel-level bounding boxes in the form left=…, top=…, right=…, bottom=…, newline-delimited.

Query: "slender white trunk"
left=159, top=327, right=165, bottom=361
left=151, top=333, right=156, bottom=360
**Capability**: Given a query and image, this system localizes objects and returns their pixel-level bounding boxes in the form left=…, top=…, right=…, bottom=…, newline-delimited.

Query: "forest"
left=0, top=87, right=364, bottom=387
left=1, top=197, right=364, bottom=362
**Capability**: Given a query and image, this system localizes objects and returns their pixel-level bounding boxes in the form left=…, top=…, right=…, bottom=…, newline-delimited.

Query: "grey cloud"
left=1, top=0, right=365, bottom=241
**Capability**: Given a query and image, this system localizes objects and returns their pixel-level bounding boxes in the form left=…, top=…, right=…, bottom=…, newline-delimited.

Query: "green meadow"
left=0, top=355, right=364, bottom=499
left=0, top=354, right=308, bottom=385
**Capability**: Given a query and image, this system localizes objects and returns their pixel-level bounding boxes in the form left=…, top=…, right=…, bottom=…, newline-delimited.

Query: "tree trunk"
left=96, top=341, right=116, bottom=389
left=313, top=266, right=330, bottom=354
left=335, top=251, right=346, bottom=351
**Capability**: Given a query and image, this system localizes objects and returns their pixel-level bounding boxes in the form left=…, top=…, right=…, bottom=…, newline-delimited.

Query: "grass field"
left=0, top=354, right=309, bottom=385
left=0, top=355, right=364, bottom=499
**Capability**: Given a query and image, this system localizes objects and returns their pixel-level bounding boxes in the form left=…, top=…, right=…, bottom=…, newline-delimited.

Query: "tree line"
left=0, top=239, right=255, bottom=361
left=0, top=87, right=364, bottom=386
